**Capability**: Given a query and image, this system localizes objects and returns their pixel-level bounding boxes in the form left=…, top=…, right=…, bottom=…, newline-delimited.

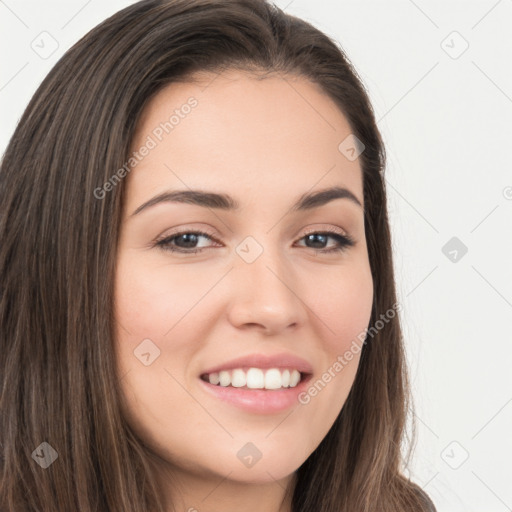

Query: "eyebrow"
left=130, top=185, right=363, bottom=217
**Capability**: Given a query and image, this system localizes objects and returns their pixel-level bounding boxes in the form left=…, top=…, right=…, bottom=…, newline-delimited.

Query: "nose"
left=226, top=246, right=307, bottom=335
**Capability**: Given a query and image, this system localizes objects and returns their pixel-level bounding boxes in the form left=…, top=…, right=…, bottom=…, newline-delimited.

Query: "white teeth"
left=264, top=368, right=282, bottom=390
left=289, top=369, right=301, bottom=387
left=231, top=369, right=247, bottom=388
left=219, top=370, right=230, bottom=387
left=205, top=367, right=304, bottom=389
left=208, top=372, right=220, bottom=385
left=246, top=368, right=264, bottom=389
left=281, top=369, right=290, bottom=387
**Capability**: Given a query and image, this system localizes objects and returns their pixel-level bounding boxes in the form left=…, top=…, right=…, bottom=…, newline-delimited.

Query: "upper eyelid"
left=156, top=225, right=351, bottom=241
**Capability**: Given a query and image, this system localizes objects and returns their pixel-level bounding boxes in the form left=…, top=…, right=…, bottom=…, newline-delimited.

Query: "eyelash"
left=154, top=228, right=355, bottom=255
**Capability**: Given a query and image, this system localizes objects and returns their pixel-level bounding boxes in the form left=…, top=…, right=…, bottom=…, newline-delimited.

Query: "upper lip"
left=200, top=352, right=314, bottom=376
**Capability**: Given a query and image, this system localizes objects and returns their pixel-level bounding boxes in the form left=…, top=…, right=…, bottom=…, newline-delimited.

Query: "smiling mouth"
left=200, top=367, right=311, bottom=390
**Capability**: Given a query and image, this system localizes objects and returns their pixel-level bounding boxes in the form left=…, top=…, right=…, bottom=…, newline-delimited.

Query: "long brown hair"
left=0, top=1, right=436, bottom=510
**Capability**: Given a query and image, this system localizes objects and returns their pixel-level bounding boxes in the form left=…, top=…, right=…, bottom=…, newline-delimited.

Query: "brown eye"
left=297, top=231, right=355, bottom=253
left=155, top=230, right=219, bottom=253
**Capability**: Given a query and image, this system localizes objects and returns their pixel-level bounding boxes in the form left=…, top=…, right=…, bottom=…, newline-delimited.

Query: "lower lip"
left=198, top=374, right=312, bottom=414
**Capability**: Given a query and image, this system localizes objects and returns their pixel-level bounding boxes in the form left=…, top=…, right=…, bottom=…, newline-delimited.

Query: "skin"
left=113, top=69, right=374, bottom=512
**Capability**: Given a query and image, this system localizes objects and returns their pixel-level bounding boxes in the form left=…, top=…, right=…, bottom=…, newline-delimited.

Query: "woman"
left=0, top=0, right=436, bottom=510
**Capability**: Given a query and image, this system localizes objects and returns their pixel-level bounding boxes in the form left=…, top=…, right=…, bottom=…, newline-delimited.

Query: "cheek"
left=295, top=260, right=373, bottom=437
left=113, top=251, right=212, bottom=340
left=112, top=252, right=195, bottom=399
left=112, top=253, right=212, bottom=463
left=309, top=259, right=374, bottom=352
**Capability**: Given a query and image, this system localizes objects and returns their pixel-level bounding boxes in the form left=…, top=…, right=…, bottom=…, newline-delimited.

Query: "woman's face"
left=114, top=70, right=373, bottom=487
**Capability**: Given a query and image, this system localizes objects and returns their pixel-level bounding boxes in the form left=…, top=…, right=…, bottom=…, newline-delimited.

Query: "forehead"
left=125, top=70, right=363, bottom=210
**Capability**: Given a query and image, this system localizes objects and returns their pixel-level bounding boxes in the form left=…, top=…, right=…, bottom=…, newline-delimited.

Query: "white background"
left=1, top=1, right=511, bottom=511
